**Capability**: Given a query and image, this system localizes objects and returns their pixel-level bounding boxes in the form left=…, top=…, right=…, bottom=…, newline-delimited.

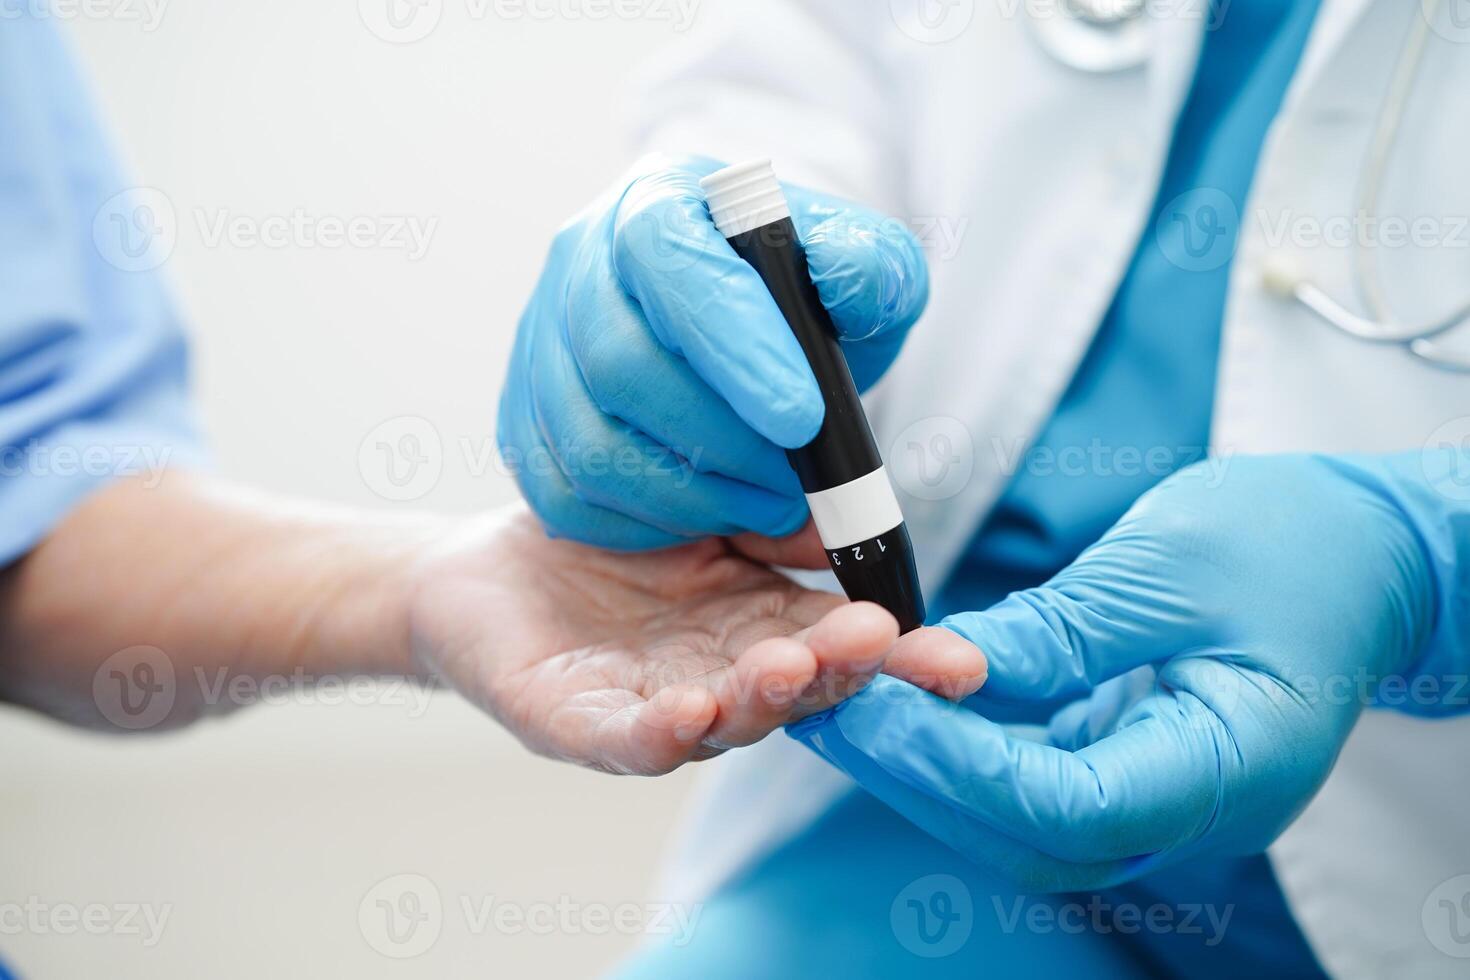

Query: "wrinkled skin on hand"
left=410, top=510, right=984, bottom=775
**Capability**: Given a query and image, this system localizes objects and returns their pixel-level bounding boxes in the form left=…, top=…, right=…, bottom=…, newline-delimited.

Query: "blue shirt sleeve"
left=0, top=14, right=204, bottom=565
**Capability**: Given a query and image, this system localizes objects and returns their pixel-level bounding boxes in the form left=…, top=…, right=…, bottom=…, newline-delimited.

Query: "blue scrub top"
left=622, top=5, right=1337, bottom=978
left=0, top=14, right=202, bottom=566
left=935, top=0, right=1324, bottom=617
left=932, top=0, right=1328, bottom=974
left=0, top=12, right=201, bottom=979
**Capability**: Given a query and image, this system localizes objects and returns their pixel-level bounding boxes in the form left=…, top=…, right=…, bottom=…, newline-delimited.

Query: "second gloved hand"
left=499, top=155, right=929, bottom=552
left=791, top=453, right=1469, bottom=891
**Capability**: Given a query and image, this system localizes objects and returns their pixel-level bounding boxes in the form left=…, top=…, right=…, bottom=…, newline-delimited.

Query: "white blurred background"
left=0, top=3, right=709, bottom=976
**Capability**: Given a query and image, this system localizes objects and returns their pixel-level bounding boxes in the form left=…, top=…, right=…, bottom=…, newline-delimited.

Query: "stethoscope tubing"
left=1036, top=0, right=1470, bottom=370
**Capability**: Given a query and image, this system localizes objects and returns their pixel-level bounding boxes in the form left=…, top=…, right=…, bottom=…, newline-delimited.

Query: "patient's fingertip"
left=640, top=684, right=717, bottom=743
left=734, top=637, right=817, bottom=705
left=942, top=666, right=989, bottom=700
left=809, top=601, right=899, bottom=668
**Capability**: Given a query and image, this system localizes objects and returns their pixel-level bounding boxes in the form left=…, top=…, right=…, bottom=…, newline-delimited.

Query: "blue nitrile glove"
left=791, top=452, right=1470, bottom=892
left=499, top=155, right=929, bottom=550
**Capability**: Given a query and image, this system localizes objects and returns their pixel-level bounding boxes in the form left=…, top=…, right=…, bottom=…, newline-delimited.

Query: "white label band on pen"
left=804, top=467, right=905, bottom=551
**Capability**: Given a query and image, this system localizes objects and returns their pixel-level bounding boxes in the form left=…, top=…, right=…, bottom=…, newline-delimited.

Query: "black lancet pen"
left=701, top=160, right=926, bottom=634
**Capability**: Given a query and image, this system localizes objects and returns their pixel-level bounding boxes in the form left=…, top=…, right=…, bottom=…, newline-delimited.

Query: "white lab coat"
left=631, top=2, right=1470, bottom=976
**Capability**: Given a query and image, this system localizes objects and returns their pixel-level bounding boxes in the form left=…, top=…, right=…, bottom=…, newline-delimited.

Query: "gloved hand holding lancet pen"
left=497, top=156, right=933, bottom=585
left=701, top=160, right=925, bottom=633
left=498, top=154, right=983, bottom=705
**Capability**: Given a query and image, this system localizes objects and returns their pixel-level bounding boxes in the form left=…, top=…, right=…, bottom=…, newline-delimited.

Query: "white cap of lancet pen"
left=700, top=160, right=793, bottom=238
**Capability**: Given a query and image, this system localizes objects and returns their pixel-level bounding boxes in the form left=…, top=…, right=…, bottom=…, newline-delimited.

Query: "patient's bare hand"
left=408, top=509, right=986, bottom=775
